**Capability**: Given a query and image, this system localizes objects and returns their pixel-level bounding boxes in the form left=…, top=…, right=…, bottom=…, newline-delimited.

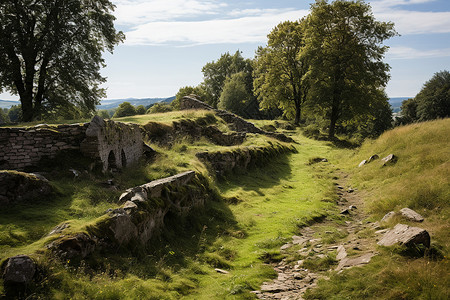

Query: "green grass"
left=3, top=114, right=448, bottom=299
left=305, top=118, right=450, bottom=300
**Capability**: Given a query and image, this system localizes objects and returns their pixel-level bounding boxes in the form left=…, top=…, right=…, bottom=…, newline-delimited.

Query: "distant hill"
left=389, top=97, right=410, bottom=113
left=0, top=99, right=20, bottom=109
left=96, top=97, right=175, bottom=110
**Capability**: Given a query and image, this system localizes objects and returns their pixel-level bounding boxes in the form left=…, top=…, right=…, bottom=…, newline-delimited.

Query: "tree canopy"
left=202, top=50, right=253, bottom=108
left=0, top=0, right=124, bottom=121
left=218, top=72, right=252, bottom=116
left=304, top=0, right=396, bottom=138
left=415, top=70, right=450, bottom=121
left=113, top=102, right=136, bottom=118
left=254, top=20, right=309, bottom=125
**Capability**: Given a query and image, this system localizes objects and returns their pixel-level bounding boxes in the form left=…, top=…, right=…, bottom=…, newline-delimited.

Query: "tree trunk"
left=328, top=95, right=340, bottom=139
left=294, top=101, right=301, bottom=125
left=21, top=93, right=34, bottom=122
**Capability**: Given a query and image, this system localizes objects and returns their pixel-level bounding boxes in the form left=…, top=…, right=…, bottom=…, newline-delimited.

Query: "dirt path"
left=252, top=172, right=382, bottom=300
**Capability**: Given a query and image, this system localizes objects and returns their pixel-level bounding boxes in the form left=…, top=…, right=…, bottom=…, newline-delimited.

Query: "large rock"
left=377, top=223, right=430, bottom=248
left=0, top=170, right=53, bottom=205
left=399, top=207, right=424, bottom=222
left=381, top=154, right=397, bottom=166
left=2, top=255, right=35, bottom=284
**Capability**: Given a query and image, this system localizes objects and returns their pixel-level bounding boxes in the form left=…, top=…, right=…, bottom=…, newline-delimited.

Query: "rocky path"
left=252, top=173, right=381, bottom=300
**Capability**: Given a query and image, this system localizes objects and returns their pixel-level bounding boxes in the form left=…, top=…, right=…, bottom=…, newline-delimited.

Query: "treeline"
left=172, top=0, right=398, bottom=139
left=395, top=70, right=450, bottom=125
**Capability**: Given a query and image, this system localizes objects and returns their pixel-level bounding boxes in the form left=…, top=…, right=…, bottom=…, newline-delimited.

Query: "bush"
left=146, top=103, right=173, bottom=114
left=113, top=102, right=136, bottom=118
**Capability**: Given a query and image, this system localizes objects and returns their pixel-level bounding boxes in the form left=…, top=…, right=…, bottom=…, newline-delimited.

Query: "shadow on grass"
left=216, top=154, right=293, bottom=195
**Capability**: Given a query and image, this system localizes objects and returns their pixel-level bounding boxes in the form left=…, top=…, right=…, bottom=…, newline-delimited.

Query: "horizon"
left=1, top=0, right=449, bottom=101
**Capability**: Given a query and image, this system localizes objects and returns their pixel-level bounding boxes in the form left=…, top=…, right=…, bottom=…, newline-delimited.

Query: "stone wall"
left=196, top=143, right=297, bottom=177
left=0, top=116, right=144, bottom=172
left=49, top=171, right=211, bottom=259
left=80, top=116, right=143, bottom=172
left=180, top=96, right=294, bottom=143
left=0, top=123, right=88, bottom=170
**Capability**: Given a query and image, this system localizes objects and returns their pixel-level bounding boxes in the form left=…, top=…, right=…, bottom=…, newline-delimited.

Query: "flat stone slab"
left=336, top=252, right=376, bottom=270
left=377, top=223, right=430, bottom=248
left=399, top=208, right=424, bottom=222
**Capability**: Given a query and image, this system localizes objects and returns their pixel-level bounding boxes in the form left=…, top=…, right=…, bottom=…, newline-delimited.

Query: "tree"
left=254, top=20, right=309, bottom=125
left=147, top=103, right=173, bottom=114
left=7, top=105, right=22, bottom=122
left=304, top=0, right=396, bottom=138
left=113, top=102, right=136, bottom=118
left=218, top=72, right=252, bottom=116
left=202, top=50, right=253, bottom=108
left=135, top=105, right=146, bottom=115
left=0, top=109, right=10, bottom=124
left=415, top=70, right=450, bottom=121
left=397, top=98, right=417, bottom=124
left=0, top=0, right=124, bottom=121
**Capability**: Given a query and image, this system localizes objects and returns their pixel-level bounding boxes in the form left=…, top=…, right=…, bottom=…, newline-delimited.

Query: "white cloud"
left=371, top=0, right=450, bottom=35
left=376, top=10, right=450, bottom=34
left=113, top=0, right=227, bottom=25
left=387, top=46, right=450, bottom=59
left=124, top=10, right=308, bottom=46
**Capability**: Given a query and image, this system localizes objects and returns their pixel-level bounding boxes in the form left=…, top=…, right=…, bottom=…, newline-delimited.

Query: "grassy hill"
left=0, top=113, right=448, bottom=299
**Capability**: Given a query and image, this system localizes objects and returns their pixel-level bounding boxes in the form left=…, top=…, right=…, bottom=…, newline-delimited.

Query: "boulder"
left=367, top=154, right=379, bottom=163
left=50, top=233, right=97, bottom=259
left=399, top=207, right=424, bottom=222
left=377, top=223, right=430, bottom=248
left=381, top=211, right=396, bottom=223
left=358, top=160, right=367, bottom=167
left=381, top=154, right=397, bottom=166
left=2, top=255, right=35, bottom=284
left=0, top=170, right=53, bottom=205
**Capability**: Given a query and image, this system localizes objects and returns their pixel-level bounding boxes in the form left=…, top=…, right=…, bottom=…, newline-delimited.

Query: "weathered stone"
left=0, top=170, right=53, bottom=205
left=399, top=207, right=424, bottom=222
left=336, top=245, right=347, bottom=261
left=214, top=268, right=229, bottom=274
left=48, top=222, right=70, bottom=236
left=377, top=223, right=430, bottom=248
left=109, top=211, right=138, bottom=244
left=381, top=211, right=396, bottom=223
left=358, top=160, right=367, bottom=167
left=336, top=252, right=376, bottom=270
left=49, top=233, right=97, bottom=259
left=367, top=154, right=379, bottom=163
left=2, top=255, right=36, bottom=284
left=381, top=154, right=397, bottom=166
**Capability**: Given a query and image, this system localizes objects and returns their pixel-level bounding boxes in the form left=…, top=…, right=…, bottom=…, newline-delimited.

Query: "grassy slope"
left=1, top=114, right=448, bottom=299
left=306, top=118, right=450, bottom=300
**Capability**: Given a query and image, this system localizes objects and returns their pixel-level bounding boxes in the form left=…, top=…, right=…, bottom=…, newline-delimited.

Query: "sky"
left=1, top=0, right=450, bottom=101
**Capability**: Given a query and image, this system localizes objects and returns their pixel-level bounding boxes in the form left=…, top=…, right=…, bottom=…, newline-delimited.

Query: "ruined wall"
left=80, top=116, right=143, bottom=172
left=49, top=171, right=211, bottom=259
left=196, top=143, right=297, bottom=177
left=180, top=96, right=294, bottom=143
left=0, top=116, right=143, bottom=172
left=0, top=123, right=88, bottom=170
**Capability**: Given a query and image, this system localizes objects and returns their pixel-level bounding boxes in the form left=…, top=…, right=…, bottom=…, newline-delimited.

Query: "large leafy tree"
left=202, top=50, right=253, bottom=108
left=0, top=0, right=124, bottom=121
left=304, top=0, right=396, bottom=138
left=218, top=72, right=252, bottom=116
left=415, top=70, right=450, bottom=121
left=254, top=20, right=309, bottom=125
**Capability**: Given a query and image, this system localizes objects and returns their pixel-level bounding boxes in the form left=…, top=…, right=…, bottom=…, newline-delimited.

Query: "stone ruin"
left=0, top=116, right=144, bottom=172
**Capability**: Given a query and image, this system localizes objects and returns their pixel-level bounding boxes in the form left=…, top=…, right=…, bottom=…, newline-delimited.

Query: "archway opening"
left=107, top=150, right=117, bottom=171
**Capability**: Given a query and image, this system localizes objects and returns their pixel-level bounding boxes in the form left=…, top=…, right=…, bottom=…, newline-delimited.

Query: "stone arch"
left=121, top=149, right=127, bottom=168
left=107, top=150, right=117, bottom=171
